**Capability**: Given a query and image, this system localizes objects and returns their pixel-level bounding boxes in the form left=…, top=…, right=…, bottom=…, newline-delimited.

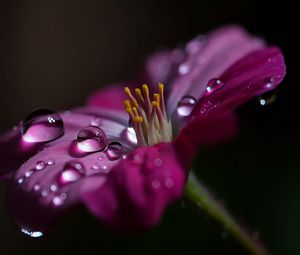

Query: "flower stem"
left=184, top=172, right=269, bottom=255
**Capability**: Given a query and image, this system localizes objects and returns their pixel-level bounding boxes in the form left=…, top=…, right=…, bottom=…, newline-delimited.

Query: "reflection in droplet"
left=21, top=228, right=43, bottom=238
left=57, top=161, right=85, bottom=186
left=47, top=159, right=55, bottom=166
left=122, top=127, right=137, bottom=145
left=106, top=142, right=123, bottom=160
left=77, top=126, right=107, bottom=153
left=177, top=96, right=197, bottom=117
left=21, top=109, right=64, bottom=143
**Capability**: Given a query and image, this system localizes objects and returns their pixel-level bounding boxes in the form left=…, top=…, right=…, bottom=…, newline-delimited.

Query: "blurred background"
left=0, top=0, right=297, bottom=254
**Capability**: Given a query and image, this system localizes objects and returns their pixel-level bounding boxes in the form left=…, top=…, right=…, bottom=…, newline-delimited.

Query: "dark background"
left=0, top=1, right=298, bottom=254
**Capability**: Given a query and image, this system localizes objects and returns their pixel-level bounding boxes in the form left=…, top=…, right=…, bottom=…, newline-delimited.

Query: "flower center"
left=123, top=83, right=172, bottom=146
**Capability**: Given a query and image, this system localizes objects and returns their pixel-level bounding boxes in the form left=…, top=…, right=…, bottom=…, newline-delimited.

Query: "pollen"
left=123, top=83, right=172, bottom=146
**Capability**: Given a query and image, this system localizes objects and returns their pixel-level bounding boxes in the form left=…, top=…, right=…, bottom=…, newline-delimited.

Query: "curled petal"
left=6, top=141, right=121, bottom=234
left=190, top=47, right=286, bottom=121
left=166, top=25, right=265, bottom=116
left=82, top=142, right=187, bottom=231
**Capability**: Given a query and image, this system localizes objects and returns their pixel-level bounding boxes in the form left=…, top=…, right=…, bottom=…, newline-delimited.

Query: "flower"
left=0, top=25, right=285, bottom=235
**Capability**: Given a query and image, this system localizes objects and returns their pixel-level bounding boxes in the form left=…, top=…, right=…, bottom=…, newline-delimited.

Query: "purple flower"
left=0, top=25, right=285, bottom=236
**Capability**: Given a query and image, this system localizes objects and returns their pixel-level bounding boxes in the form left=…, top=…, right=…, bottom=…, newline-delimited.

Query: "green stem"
left=184, top=172, right=269, bottom=255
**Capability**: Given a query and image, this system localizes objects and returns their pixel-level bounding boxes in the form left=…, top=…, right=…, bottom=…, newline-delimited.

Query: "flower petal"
left=175, top=112, right=238, bottom=163
left=86, top=83, right=129, bottom=111
left=0, top=106, right=132, bottom=180
left=166, top=25, right=265, bottom=116
left=190, top=47, right=286, bottom=120
left=82, top=142, right=187, bottom=231
left=6, top=141, right=121, bottom=234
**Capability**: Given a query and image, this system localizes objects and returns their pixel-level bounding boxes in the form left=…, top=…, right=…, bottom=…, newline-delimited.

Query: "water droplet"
left=35, top=161, right=46, bottom=171
left=177, top=96, right=197, bottom=117
left=21, top=228, right=43, bottom=238
left=98, top=155, right=104, bottom=161
left=41, top=190, right=48, bottom=197
left=33, top=184, right=41, bottom=191
left=206, top=78, right=224, bottom=94
left=91, top=162, right=100, bottom=170
left=50, top=184, right=58, bottom=192
left=178, top=63, right=191, bottom=75
left=21, top=109, right=64, bottom=143
left=164, top=178, right=174, bottom=188
left=100, top=165, right=109, bottom=173
left=258, top=93, right=277, bottom=106
left=154, top=158, right=162, bottom=167
left=264, top=77, right=275, bottom=89
left=52, top=193, right=67, bottom=206
left=122, top=127, right=137, bottom=145
left=152, top=180, right=161, bottom=189
left=47, top=159, right=55, bottom=166
left=106, top=142, right=123, bottom=160
left=77, top=126, right=107, bottom=153
left=17, top=177, right=25, bottom=184
left=57, top=161, right=85, bottom=186
left=90, top=117, right=102, bottom=127
left=25, top=170, right=34, bottom=178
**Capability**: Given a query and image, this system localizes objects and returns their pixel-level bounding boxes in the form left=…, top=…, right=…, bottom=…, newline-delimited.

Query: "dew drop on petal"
left=35, top=161, right=46, bottom=171
left=47, top=159, right=55, bottom=166
left=152, top=180, right=161, bottom=189
left=122, top=127, right=137, bottom=145
left=177, top=96, right=197, bottom=117
left=77, top=126, right=107, bottom=153
left=25, top=170, right=33, bottom=178
left=206, top=78, right=224, bottom=94
left=178, top=63, right=191, bottom=75
left=21, top=228, right=43, bottom=238
left=164, top=178, right=174, bottom=188
left=57, top=161, right=85, bottom=186
left=21, top=109, right=64, bottom=143
left=258, top=93, right=277, bottom=106
left=41, top=190, right=48, bottom=197
left=50, top=184, right=58, bottom=192
left=106, top=142, right=123, bottom=161
left=17, top=177, right=25, bottom=184
left=33, top=184, right=41, bottom=191
left=154, top=158, right=162, bottom=167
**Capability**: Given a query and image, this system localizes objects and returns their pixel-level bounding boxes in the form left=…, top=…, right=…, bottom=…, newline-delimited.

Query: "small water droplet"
left=258, top=93, right=277, bottom=106
left=154, top=158, right=162, bottom=167
left=41, top=190, right=48, bottom=197
left=25, top=170, right=33, bottom=178
left=177, top=96, right=197, bottom=117
left=90, top=117, right=102, bottom=127
left=100, top=165, right=109, bottom=174
left=47, top=159, right=55, bottom=166
left=98, top=155, right=103, bottom=161
left=21, top=228, right=43, bottom=238
left=178, top=63, right=191, bottom=75
left=164, top=178, right=174, bottom=188
left=152, top=180, right=161, bottom=189
left=206, top=78, right=224, bottom=94
left=35, top=161, right=46, bottom=171
left=57, top=161, right=85, bottom=186
left=33, top=184, right=41, bottom=191
left=17, top=177, right=25, bottom=184
left=50, top=184, right=58, bottom=192
left=264, top=77, right=275, bottom=89
left=106, top=142, right=123, bottom=160
left=77, top=126, right=107, bottom=153
left=61, top=193, right=67, bottom=200
left=91, top=163, right=100, bottom=170
left=52, top=193, right=67, bottom=206
left=21, top=109, right=64, bottom=143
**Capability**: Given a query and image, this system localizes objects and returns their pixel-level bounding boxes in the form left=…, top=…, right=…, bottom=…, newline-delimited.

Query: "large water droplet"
left=106, top=142, right=123, bottom=160
left=21, top=228, right=43, bottom=238
left=21, top=109, right=64, bottom=143
left=206, top=78, right=224, bottom=94
left=77, top=126, right=107, bottom=153
left=177, top=96, right=197, bottom=117
left=57, top=161, right=85, bottom=186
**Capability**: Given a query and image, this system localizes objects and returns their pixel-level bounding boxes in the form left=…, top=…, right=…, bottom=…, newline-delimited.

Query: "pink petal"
left=175, top=112, right=238, bottom=163
left=190, top=47, right=286, bottom=120
left=0, top=106, right=132, bottom=180
left=86, top=83, right=129, bottom=111
left=6, top=141, right=121, bottom=234
left=82, top=142, right=187, bottom=231
left=165, top=25, right=265, bottom=116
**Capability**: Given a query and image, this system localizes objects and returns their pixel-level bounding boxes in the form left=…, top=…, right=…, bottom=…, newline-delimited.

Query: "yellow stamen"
left=153, top=93, right=160, bottom=102
left=132, top=99, right=139, bottom=108
left=158, top=83, right=164, bottom=96
left=152, top=101, right=159, bottom=107
left=135, top=88, right=144, bottom=101
left=124, top=87, right=133, bottom=98
left=142, top=84, right=149, bottom=98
